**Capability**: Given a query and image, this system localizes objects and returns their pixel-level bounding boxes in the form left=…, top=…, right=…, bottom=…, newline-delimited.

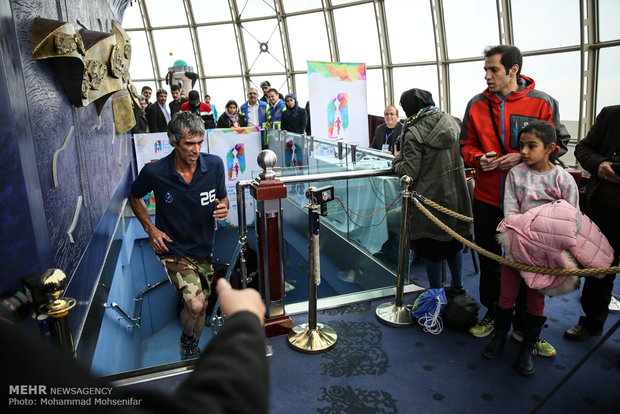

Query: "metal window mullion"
left=496, top=0, right=513, bottom=45
left=274, top=0, right=294, bottom=94
left=138, top=0, right=161, bottom=87
left=183, top=0, right=207, bottom=95
left=577, top=0, right=598, bottom=144
left=430, top=0, right=449, bottom=112
left=230, top=0, right=250, bottom=90
left=322, top=0, right=339, bottom=63
left=374, top=0, right=392, bottom=107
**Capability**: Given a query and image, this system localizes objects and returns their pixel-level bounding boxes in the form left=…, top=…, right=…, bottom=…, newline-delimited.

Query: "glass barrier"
left=266, top=130, right=401, bottom=273
left=90, top=130, right=408, bottom=377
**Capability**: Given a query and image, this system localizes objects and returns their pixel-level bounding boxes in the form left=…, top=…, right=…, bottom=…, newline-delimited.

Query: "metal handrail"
left=104, top=278, right=169, bottom=328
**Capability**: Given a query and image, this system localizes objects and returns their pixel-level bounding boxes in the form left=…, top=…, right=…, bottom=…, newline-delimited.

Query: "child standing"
left=481, top=120, right=578, bottom=376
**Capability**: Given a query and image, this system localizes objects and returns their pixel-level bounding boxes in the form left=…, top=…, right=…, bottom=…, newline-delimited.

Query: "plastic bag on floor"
left=411, top=288, right=447, bottom=334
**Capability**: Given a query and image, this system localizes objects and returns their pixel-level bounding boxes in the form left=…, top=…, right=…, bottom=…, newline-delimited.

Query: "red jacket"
left=180, top=101, right=216, bottom=129
left=460, top=75, right=570, bottom=207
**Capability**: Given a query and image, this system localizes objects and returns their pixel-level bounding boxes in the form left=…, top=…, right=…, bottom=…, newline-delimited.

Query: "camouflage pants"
left=158, top=255, right=214, bottom=302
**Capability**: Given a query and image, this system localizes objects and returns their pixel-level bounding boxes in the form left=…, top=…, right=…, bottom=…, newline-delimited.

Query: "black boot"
left=516, top=313, right=546, bottom=376
left=482, top=307, right=513, bottom=359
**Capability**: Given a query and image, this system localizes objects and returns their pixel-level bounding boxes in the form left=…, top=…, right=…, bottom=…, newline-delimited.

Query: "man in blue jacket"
left=240, top=87, right=267, bottom=127
left=265, top=88, right=286, bottom=130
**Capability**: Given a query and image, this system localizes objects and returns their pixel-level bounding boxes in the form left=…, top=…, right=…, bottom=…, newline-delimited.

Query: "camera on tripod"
left=307, top=185, right=335, bottom=216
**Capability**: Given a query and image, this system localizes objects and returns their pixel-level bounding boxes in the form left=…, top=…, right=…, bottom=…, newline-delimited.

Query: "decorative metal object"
left=31, top=17, right=138, bottom=131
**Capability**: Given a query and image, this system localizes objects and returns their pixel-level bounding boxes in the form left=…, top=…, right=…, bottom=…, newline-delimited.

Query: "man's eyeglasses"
left=248, top=92, right=258, bottom=95
left=384, top=112, right=397, bottom=116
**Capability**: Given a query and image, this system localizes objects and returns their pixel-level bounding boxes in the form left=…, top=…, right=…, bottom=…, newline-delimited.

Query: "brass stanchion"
left=38, top=269, right=77, bottom=356
left=288, top=186, right=338, bottom=353
left=376, top=176, right=415, bottom=327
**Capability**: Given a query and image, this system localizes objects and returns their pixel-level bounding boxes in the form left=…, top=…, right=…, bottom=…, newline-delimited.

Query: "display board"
left=307, top=61, right=369, bottom=148
left=207, top=127, right=261, bottom=227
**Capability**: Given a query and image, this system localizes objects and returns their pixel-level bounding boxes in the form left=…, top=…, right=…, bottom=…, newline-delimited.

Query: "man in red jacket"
left=460, top=45, right=569, bottom=356
left=181, top=90, right=216, bottom=129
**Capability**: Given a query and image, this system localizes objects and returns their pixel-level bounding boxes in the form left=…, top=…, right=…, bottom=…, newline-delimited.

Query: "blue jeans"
left=425, top=249, right=463, bottom=289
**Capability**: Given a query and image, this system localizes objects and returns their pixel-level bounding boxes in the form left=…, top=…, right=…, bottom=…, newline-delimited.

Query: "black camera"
left=307, top=185, right=335, bottom=216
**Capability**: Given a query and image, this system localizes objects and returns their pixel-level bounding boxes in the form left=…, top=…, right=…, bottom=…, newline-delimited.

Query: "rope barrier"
left=410, top=193, right=620, bottom=277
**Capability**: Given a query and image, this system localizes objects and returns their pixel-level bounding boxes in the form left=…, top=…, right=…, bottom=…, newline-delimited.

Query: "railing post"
left=375, top=175, right=415, bottom=327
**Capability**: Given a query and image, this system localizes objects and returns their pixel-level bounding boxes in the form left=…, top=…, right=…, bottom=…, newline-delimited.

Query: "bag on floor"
left=442, top=294, right=480, bottom=332
left=411, top=288, right=447, bottom=334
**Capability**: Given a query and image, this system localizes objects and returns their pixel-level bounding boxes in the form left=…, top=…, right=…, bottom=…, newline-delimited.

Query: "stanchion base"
left=609, top=295, right=620, bottom=314
left=375, top=302, right=414, bottom=327
left=288, top=323, right=337, bottom=354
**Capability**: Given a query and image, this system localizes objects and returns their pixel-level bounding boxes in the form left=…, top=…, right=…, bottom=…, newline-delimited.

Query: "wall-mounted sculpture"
left=31, top=17, right=137, bottom=134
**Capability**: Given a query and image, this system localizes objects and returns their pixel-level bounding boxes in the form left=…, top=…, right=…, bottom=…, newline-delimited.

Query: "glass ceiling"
left=123, top=0, right=620, bottom=150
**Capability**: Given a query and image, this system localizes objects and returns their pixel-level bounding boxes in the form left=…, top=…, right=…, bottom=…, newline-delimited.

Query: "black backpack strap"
left=488, top=99, right=507, bottom=156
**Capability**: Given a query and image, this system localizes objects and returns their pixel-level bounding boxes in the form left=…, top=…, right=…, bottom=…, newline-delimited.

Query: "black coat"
left=217, top=112, right=248, bottom=128
left=0, top=311, right=269, bottom=414
left=146, top=103, right=169, bottom=132
left=132, top=109, right=148, bottom=134
left=281, top=107, right=307, bottom=134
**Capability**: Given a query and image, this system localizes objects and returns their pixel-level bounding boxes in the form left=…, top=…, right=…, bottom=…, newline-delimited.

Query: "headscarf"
left=284, top=93, right=299, bottom=116
left=398, top=88, right=440, bottom=148
left=225, top=99, right=240, bottom=126
left=399, top=88, right=435, bottom=118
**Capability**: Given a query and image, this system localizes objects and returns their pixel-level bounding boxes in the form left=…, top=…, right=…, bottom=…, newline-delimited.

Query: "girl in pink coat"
left=482, top=120, right=579, bottom=376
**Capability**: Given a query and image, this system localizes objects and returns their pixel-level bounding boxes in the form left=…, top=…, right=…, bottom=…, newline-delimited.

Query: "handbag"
left=442, top=294, right=480, bottom=332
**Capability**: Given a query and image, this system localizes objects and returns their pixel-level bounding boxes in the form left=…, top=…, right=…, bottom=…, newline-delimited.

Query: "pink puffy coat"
left=496, top=199, right=614, bottom=297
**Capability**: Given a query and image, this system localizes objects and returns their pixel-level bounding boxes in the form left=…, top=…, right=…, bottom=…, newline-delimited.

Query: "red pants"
left=498, top=265, right=545, bottom=316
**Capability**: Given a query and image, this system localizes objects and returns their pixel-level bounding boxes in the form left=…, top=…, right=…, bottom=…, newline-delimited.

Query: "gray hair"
left=137, top=94, right=146, bottom=102
left=167, top=111, right=205, bottom=145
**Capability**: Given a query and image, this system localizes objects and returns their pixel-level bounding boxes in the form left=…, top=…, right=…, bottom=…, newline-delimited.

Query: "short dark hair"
left=484, top=45, right=522, bottom=77
left=156, top=88, right=167, bottom=97
left=518, top=120, right=559, bottom=163
left=141, top=86, right=152, bottom=93
left=167, top=111, right=205, bottom=146
left=267, top=88, right=278, bottom=96
left=170, top=84, right=181, bottom=92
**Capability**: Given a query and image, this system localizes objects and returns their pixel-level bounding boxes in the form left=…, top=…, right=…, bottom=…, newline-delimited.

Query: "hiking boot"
left=469, top=315, right=494, bottom=338
left=511, top=331, right=556, bottom=357
left=516, top=342, right=537, bottom=376
left=482, top=307, right=512, bottom=359
left=180, top=333, right=200, bottom=361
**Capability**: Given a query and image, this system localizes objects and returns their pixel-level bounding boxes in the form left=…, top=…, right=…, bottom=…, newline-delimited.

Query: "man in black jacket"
left=565, top=105, right=620, bottom=341
left=0, top=279, right=269, bottom=414
left=146, top=89, right=171, bottom=132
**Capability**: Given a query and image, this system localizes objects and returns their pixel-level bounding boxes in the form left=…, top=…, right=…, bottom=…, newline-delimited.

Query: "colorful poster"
left=134, top=132, right=173, bottom=172
left=308, top=61, right=368, bottom=148
left=207, top=127, right=262, bottom=228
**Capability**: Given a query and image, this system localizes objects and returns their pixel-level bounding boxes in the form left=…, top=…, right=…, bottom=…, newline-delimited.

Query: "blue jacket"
left=265, top=100, right=286, bottom=130
left=240, top=100, right=268, bottom=127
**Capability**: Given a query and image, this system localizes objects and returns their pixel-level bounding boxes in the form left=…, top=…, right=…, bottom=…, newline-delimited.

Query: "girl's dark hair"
left=518, top=120, right=561, bottom=164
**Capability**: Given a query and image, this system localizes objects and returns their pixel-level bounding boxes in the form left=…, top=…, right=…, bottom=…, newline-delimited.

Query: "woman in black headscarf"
left=392, top=88, right=472, bottom=294
left=281, top=93, right=307, bottom=134
left=217, top=100, right=247, bottom=128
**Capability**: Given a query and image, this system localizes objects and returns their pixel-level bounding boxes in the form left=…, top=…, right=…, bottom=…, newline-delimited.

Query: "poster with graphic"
left=308, top=61, right=368, bottom=148
left=133, top=132, right=174, bottom=208
left=207, top=127, right=262, bottom=228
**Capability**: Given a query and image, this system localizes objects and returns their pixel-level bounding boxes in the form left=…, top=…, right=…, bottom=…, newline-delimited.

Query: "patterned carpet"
left=267, top=265, right=620, bottom=414
left=118, top=257, right=620, bottom=414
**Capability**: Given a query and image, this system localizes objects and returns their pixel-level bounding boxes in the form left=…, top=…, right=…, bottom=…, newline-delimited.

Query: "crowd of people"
left=391, top=44, right=618, bottom=377
left=131, top=80, right=308, bottom=136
